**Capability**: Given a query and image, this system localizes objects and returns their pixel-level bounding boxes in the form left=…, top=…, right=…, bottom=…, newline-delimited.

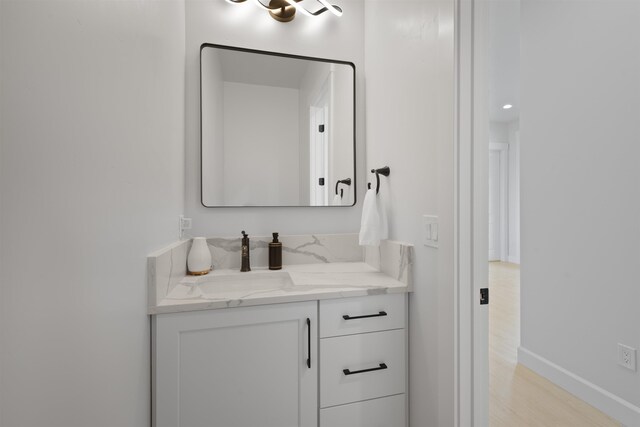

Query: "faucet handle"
left=242, top=230, right=248, bottom=238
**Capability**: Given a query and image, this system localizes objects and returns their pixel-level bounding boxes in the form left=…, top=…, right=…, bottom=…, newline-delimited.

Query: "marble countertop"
left=149, top=262, right=411, bottom=315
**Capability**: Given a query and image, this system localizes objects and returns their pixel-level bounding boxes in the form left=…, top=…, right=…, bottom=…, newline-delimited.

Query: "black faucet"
left=240, top=230, right=251, bottom=272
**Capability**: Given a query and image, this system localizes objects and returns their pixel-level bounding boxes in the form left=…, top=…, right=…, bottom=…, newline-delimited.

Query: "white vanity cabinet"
left=152, top=301, right=318, bottom=427
left=152, top=294, right=408, bottom=427
left=319, top=293, right=408, bottom=427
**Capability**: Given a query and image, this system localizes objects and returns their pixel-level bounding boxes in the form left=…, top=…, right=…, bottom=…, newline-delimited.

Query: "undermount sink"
left=197, top=272, right=294, bottom=296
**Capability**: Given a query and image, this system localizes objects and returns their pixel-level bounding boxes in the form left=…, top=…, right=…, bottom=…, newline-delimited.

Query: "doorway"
left=486, top=1, right=523, bottom=421
left=482, top=1, right=621, bottom=426
left=457, top=0, right=633, bottom=425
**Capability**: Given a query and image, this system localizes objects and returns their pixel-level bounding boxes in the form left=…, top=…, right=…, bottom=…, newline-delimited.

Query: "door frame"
left=309, top=75, right=332, bottom=206
left=489, top=142, right=509, bottom=262
left=455, top=0, right=490, bottom=425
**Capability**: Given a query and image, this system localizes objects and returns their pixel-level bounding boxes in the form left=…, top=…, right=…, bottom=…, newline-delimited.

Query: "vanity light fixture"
left=226, top=0, right=342, bottom=22
left=502, top=104, right=514, bottom=110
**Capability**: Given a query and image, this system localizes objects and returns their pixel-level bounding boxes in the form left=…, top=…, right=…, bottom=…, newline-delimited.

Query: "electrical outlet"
left=617, top=344, right=637, bottom=371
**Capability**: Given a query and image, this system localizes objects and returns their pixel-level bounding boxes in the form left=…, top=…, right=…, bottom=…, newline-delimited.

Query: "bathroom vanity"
left=148, top=234, right=412, bottom=427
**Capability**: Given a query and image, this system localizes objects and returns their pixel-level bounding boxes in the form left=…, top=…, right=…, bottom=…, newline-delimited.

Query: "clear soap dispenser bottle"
left=269, top=232, right=282, bottom=270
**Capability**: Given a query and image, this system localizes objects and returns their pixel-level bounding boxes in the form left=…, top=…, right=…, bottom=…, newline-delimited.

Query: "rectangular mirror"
left=201, top=44, right=356, bottom=207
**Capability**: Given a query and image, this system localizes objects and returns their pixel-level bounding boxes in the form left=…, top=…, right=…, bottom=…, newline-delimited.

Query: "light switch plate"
left=179, top=215, right=192, bottom=240
left=423, top=215, right=439, bottom=248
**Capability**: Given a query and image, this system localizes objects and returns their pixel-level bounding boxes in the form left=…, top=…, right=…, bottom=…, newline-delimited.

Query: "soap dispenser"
left=269, top=232, right=282, bottom=270
left=240, top=231, right=251, bottom=272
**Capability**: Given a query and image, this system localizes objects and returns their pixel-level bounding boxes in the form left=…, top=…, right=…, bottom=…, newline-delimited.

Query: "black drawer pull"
left=342, top=311, right=387, bottom=320
left=306, top=318, right=311, bottom=369
left=343, top=363, right=388, bottom=376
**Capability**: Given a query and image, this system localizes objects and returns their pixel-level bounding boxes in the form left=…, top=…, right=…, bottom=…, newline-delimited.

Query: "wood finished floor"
left=489, top=262, right=620, bottom=427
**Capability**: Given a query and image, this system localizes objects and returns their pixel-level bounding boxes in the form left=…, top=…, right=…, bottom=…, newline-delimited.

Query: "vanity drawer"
left=320, top=394, right=406, bottom=427
left=319, top=294, right=405, bottom=338
left=320, top=329, right=406, bottom=408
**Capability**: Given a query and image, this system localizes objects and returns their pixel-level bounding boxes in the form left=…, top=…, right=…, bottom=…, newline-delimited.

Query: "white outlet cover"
left=617, top=343, right=637, bottom=371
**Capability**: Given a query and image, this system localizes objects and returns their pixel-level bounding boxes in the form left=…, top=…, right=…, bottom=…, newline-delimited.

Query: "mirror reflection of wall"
left=201, top=45, right=355, bottom=208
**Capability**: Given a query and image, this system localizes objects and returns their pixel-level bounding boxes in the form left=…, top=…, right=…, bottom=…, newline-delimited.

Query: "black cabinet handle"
left=342, top=311, right=387, bottom=320
left=343, top=363, right=388, bottom=376
left=306, top=318, right=311, bottom=369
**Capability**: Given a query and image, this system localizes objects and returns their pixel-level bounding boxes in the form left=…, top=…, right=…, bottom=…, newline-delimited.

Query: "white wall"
left=0, top=2, right=4, bottom=422
left=488, top=0, right=520, bottom=122
left=520, top=0, right=640, bottom=423
left=201, top=48, right=226, bottom=206
left=0, top=1, right=185, bottom=426
left=185, top=0, right=365, bottom=236
left=490, top=121, right=509, bottom=143
left=223, top=82, right=300, bottom=205
left=364, top=2, right=455, bottom=426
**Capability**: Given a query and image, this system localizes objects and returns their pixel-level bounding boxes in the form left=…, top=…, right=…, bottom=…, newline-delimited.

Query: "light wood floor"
left=489, top=262, right=620, bottom=427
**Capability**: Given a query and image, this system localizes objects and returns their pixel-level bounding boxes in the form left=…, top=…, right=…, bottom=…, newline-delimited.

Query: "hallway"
left=489, top=262, right=620, bottom=426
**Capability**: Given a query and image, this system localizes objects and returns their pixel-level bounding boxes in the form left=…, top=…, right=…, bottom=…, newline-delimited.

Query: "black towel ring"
left=335, top=178, right=352, bottom=198
left=368, top=166, right=390, bottom=194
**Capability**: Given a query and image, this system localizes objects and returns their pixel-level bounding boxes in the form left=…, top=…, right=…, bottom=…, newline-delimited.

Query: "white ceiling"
left=218, top=48, right=311, bottom=89
left=489, top=0, right=520, bottom=123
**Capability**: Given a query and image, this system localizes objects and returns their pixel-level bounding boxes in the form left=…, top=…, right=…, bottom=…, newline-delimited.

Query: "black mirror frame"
left=199, top=43, right=357, bottom=208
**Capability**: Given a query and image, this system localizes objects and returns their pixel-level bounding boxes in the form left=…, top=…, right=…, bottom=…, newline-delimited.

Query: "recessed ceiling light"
left=502, top=104, right=513, bottom=110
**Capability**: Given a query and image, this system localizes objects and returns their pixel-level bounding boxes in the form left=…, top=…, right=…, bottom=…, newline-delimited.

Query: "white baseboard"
left=518, top=347, right=640, bottom=426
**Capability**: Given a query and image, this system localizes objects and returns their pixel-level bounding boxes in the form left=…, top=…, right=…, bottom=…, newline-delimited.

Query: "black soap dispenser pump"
left=269, top=232, right=282, bottom=271
left=241, top=230, right=251, bottom=272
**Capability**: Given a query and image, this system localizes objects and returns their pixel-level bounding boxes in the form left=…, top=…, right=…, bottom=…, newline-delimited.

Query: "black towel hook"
left=335, top=178, right=352, bottom=198
left=369, top=166, right=390, bottom=194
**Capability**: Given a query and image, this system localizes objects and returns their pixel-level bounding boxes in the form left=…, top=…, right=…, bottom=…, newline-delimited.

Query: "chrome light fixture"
left=226, top=0, right=342, bottom=23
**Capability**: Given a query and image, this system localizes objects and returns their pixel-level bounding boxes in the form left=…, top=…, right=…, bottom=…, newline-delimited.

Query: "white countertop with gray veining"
left=149, top=262, right=410, bottom=314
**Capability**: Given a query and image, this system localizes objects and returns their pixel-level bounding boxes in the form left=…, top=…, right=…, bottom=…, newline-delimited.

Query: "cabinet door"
left=153, top=301, right=318, bottom=427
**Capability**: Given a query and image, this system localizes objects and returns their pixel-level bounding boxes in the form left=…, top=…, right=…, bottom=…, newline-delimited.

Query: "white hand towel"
left=377, top=195, right=389, bottom=240
left=359, top=189, right=381, bottom=246
left=332, top=194, right=342, bottom=206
